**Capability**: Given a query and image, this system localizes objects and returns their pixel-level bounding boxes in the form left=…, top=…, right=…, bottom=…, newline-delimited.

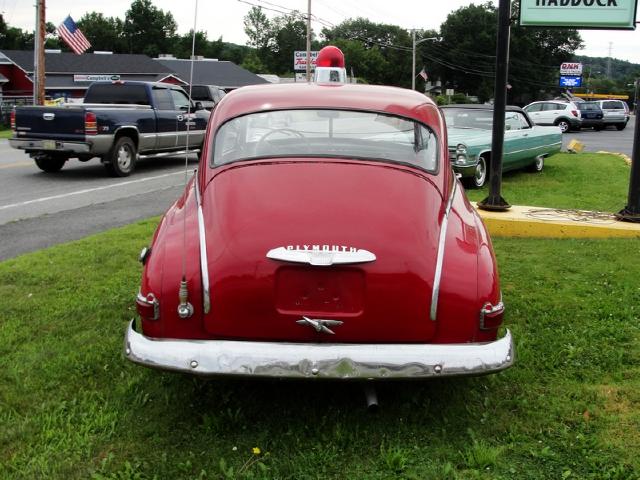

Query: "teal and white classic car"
left=441, top=104, right=562, bottom=188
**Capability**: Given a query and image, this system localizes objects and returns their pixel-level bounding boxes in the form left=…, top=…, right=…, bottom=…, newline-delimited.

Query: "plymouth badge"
left=266, top=244, right=376, bottom=266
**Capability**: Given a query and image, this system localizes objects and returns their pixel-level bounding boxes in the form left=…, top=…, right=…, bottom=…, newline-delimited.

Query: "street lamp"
left=412, top=31, right=440, bottom=90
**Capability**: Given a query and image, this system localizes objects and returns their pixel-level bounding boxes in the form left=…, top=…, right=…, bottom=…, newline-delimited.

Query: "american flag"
left=57, top=16, right=91, bottom=54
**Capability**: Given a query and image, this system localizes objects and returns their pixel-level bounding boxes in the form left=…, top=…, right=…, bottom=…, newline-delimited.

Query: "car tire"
left=105, top=136, right=136, bottom=177
left=594, top=125, right=603, bottom=131
left=527, top=155, right=544, bottom=173
left=555, top=119, right=570, bottom=133
left=471, top=156, right=488, bottom=188
left=34, top=154, right=67, bottom=173
left=616, top=123, right=626, bottom=131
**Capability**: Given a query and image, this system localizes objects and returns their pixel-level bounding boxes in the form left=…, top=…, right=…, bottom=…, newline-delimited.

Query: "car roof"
left=440, top=103, right=525, bottom=113
left=214, top=83, right=440, bottom=123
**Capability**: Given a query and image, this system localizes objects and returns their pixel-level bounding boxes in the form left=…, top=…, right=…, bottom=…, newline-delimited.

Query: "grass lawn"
left=465, top=152, right=630, bottom=212
left=0, top=128, right=13, bottom=139
left=1, top=219, right=639, bottom=479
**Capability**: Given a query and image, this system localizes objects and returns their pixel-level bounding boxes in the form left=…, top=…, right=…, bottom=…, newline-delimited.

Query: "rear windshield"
left=211, top=109, right=438, bottom=173
left=578, top=103, right=600, bottom=111
left=190, top=86, right=212, bottom=101
left=84, top=84, right=150, bottom=105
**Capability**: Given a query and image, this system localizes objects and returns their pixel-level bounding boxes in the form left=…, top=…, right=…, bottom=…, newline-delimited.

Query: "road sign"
left=559, top=75, right=582, bottom=87
left=519, top=0, right=638, bottom=29
left=560, top=62, right=583, bottom=75
left=294, top=51, right=318, bottom=71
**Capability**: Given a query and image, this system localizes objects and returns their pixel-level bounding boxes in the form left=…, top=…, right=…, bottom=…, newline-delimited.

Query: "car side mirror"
left=194, top=101, right=204, bottom=111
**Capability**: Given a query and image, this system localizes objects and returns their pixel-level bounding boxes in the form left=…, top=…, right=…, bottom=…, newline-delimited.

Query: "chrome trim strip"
left=9, top=138, right=91, bottom=153
left=124, top=320, right=514, bottom=379
left=266, top=247, right=376, bottom=266
left=430, top=179, right=457, bottom=321
left=193, top=175, right=211, bottom=314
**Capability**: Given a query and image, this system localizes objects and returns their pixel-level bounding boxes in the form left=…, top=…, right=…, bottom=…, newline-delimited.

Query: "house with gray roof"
left=155, top=57, right=268, bottom=90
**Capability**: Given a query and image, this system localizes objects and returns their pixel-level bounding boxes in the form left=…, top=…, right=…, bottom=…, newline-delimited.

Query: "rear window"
left=212, top=109, right=438, bottom=173
left=190, top=86, right=212, bottom=101
left=602, top=101, right=624, bottom=110
left=578, top=103, right=600, bottom=111
left=84, top=83, right=150, bottom=105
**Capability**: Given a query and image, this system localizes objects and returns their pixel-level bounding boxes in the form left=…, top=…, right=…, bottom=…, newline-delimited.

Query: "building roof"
left=0, top=50, right=174, bottom=75
left=155, top=58, right=268, bottom=89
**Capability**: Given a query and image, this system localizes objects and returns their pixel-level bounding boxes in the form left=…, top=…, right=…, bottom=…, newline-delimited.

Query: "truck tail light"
left=10, top=109, right=16, bottom=132
left=85, top=111, right=97, bottom=136
left=571, top=110, right=578, bottom=117
left=479, top=298, right=504, bottom=330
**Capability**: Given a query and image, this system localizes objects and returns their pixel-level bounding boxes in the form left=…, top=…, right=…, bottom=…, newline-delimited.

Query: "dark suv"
left=576, top=102, right=604, bottom=130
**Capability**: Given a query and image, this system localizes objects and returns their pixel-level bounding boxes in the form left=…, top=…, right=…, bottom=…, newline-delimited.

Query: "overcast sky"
left=4, top=0, right=640, bottom=64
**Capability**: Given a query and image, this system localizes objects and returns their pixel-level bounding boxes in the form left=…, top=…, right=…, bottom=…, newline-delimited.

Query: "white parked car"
left=523, top=100, right=581, bottom=133
left=594, top=99, right=629, bottom=130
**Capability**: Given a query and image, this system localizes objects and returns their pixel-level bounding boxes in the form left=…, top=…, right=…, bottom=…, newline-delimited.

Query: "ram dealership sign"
left=519, top=0, right=638, bottom=29
left=560, top=62, right=583, bottom=75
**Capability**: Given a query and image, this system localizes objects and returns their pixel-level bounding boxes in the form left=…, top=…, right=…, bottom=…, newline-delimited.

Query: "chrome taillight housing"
left=479, top=297, right=505, bottom=330
left=136, top=291, right=159, bottom=321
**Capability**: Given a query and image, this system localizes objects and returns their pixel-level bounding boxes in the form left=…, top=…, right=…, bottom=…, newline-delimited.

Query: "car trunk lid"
left=202, top=160, right=444, bottom=343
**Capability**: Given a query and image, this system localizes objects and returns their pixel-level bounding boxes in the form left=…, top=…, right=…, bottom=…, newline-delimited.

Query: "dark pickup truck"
left=9, top=81, right=210, bottom=176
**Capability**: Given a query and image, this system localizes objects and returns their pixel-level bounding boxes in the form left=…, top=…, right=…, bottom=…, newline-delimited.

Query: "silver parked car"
left=523, top=100, right=582, bottom=133
left=594, top=99, right=629, bottom=130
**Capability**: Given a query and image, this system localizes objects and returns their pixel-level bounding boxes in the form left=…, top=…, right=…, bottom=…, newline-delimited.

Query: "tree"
left=321, top=18, right=413, bottom=86
left=77, top=13, right=126, bottom=53
left=268, top=11, right=307, bottom=74
left=0, top=14, right=33, bottom=49
left=123, top=0, right=177, bottom=57
left=171, top=30, right=211, bottom=59
left=244, top=7, right=272, bottom=52
left=435, top=3, right=582, bottom=103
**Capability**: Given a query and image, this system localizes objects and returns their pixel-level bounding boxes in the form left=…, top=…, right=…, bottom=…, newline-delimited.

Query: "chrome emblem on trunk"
left=267, top=245, right=376, bottom=266
left=297, top=316, right=343, bottom=335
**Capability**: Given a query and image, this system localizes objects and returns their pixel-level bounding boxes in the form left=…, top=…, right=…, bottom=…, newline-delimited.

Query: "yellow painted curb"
left=473, top=203, right=640, bottom=239
left=596, top=150, right=631, bottom=166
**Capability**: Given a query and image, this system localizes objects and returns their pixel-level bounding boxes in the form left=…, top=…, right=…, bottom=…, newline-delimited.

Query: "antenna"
left=177, top=0, right=199, bottom=320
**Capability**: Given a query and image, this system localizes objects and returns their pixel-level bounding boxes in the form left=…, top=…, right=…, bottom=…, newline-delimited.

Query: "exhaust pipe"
left=363, top=384, right=379, bottom=411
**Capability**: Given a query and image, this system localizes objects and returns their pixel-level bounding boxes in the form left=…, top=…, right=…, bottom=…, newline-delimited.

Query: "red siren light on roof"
left=313, top=45, right=347, bottom=84
left=316, top=46, right=345, bottom=68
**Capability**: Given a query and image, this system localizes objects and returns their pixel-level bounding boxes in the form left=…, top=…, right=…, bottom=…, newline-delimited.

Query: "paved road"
left=0, top=117, right=637, bottom=261
left=0, top=142, right=198, bottom=260
left=562, top=115, right=635, bottom=157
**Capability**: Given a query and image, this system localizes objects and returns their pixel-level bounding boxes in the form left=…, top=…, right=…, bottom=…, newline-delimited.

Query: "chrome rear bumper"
left=124, top=321, right=515, bottom=380
left=124, top=321, right=514, bottom=379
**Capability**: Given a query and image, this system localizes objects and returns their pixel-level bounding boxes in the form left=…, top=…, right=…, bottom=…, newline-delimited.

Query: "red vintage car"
left=125, top=82, right=514, bottom=380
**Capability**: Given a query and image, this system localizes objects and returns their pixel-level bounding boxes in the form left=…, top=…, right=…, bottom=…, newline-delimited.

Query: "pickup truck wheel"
left=616, top=123, right=626, bottom=131
left=34, top=155, right=66, bottom=173
left=105, top=136, right=136, bottom=177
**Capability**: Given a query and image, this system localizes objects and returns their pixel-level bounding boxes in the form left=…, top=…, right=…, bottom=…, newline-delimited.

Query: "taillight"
left=85, top=111, right=97, bottom=135
left=479, top=298, right=505, bottom=330
left=136, top=290, right=159, bottom=320
left=10, top=109, right=16, bottom=132
left=571, top=110, right=578, bottom=117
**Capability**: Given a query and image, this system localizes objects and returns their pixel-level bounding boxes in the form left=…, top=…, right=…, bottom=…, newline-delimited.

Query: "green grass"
left=465, top=152, right=630, bottom=212
left=1, top=219, right=639, bottom=479
left=0, top=128, right=13, bottom=139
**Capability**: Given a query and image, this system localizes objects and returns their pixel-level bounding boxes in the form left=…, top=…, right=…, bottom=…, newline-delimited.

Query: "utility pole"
left=478, top=0, right=511, bottom=211
left=306, top=0, right=311, bottom=82
left=33, top=0, right=46, bottom=105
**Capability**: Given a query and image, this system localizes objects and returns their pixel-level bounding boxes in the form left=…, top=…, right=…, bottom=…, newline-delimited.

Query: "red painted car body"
left=125, top=83, right=514, bottom=379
